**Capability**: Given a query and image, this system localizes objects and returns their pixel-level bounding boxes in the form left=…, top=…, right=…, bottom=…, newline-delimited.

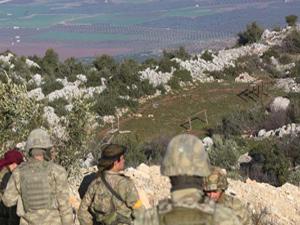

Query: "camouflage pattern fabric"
left=78, top=171, right=141, bottom=225
left=218, top=193, right=254, bottom=225
left=161, top=134, right=211, bottom=177
left=203, top=167, right=253, bottom=225
left=203, top=167, right=228, bottom=192
left=134, top=188, right=242, bottom=225
left=0, top=167, right=20, bottom=225
left=2, top=159, right=73, bottom=225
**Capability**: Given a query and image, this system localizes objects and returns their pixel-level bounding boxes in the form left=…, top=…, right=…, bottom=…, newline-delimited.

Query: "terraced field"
left=0, top=0, right=300, bottom=58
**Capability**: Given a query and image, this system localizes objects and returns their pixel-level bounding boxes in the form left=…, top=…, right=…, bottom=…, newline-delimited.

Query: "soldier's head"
left=161, top=134, right=211, bottom=191
left=98, top=144, right=127, bottom=172
left=203, top=166, right=228, bottom=202
left=25, top=128, right=53, bottom=161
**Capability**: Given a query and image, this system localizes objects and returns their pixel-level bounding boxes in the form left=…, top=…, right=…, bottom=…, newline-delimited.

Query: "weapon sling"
left=99, top=172, right=134, bottom=223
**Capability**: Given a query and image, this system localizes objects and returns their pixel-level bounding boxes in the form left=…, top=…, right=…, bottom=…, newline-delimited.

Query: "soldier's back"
left=220, top=194, right=253, bottom=225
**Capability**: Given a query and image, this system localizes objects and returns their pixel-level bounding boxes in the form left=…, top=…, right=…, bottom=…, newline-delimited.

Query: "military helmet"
left=161, top=134, right=211, bottom=177
left=25, top=128, right=53, bottom=152
left=203, top=167, right=228, bottom=192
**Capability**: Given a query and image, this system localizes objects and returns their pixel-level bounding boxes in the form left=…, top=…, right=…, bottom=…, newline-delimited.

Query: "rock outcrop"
left=71, top=164, right=300, bottom=225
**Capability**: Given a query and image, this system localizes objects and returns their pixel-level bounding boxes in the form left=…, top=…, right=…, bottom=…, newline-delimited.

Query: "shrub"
left=208, top=135, right=240, bottom=170
left=290, top=60, right=300, bottom=77
left=277, top=136, right=300, bottom=167
left=92, top=90, right=138, bottom=116
left=263, top=109, right=290, bottom=131
left=278, top=54, right=292, bottom=65
left=281, top=30, right=300, bottom=54
left=249, top=140, right=289, bottom=186
left=41, top=48, right=60, bottom=76
left=167, top=76, right=181, bottom=90
left=157, top=57, right=180, bottom=73
left=86, top=70, right=103, bottom=87
left=93, top=54, right=117, bottom=73
left=217, top=107, right=266, bottom=138
left=162, top=47, right=190, bottom=61
left=287, top=92, right=300, bottom=123
left=200, top=50, right=214, bottom=61
left=113, top=134, right=146, bottom=168
left=0, top=77, right=44, bottom=156
left=173, top=69, right=192, bottom=82
left=237, top=22, right=264, bottom=46
left=48, top=98, right=69, bottom=117
left=41, top=76, right=64, bottom=95
left=287, top=169, right=300, bottom=186
left=285, top=15, right=298, bottom=27
left=55, top=98, right=97, bottom=174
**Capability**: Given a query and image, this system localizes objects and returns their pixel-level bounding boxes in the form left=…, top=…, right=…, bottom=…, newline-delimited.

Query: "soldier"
left=203, top=167, right=254, bottom=225
left=78, top=144, right=143, bottom=225
left=2, top=128, right=73, bottom=225
left=0, top=149, right=24, bottom=225
left=134, top=134, right=242, bottom=225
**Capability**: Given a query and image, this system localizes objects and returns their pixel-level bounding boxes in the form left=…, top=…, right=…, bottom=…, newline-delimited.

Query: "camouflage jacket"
left=78, top=170, right=142, bottom=225
left=2, top=159, right=73, bottom=225
left=218, top=193, right=254, bottom=225
left=134, top=188, right=242, bottom=225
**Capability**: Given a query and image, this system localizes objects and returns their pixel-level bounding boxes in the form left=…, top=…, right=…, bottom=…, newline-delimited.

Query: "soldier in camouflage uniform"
left=134, top=134, right=242, bottom=225
left=0, top=149, right=24, bottom=225
left=203, top=167, right=254, bottom=225
left=2, top=128, right=73, bottom=225
left=78, top=144, right=143, bottom=225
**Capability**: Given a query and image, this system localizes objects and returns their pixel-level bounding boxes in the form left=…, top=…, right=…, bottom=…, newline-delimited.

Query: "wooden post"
left=188, top=117, right=192, bottom=131
left=204, top=110, right=208, bottom=125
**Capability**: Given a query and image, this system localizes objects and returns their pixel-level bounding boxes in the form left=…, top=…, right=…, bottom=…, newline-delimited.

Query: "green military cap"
left=98, top=144, right=127, bottom=169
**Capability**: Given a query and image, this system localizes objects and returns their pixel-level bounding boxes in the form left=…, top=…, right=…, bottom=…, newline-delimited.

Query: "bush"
left=278, top=54, right=292, bottom=65
left=285, top=15, right=298, bottom=27
left=92, top=90, right=138, bottom=116
left=162, top=47, right=190, bottom=61
left=173, top=69, right=192, bottom=82
left=41, top=48, right=60, bottom=76
left=113, top=134, right=146, bottom=168
left=249, top=140, right=289, bottom=186
left=287, top=92, right=300, bottom=123
left=217, top=107, right=266, bottom=138
left=93, top=54, right=117, bottom=73
left=281, top=30, right=300, bottom=54
left=287, top=169, right=300, bottom=186
left=290, top=60, right=300, bottom=77
left=263, top=110, right=290, bottom=131
left=201, top=50, right=214, bottom=61
left=41, top=76, right=64, bottom=95
left=167, top=76, right=181, bottom=90
left=208, top=135, right=240, bottom=170
left=48, top=98, right=69, bottom=117
left=86, top=70, right=104, bottom=87
left=0, top=77, right=44, bottom=156
left=55, top=98, right=97, bottom=174
left=237, top=22, right=264, bottom=46
left=157, top=57, right=180, bottom=73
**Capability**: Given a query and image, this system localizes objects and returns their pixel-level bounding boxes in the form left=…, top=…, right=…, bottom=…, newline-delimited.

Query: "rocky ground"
left=71, top=163, right=300, bottom=225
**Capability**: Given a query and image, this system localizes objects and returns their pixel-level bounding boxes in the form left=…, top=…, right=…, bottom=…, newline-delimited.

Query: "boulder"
left=270, top=97, right=290, bottom=113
